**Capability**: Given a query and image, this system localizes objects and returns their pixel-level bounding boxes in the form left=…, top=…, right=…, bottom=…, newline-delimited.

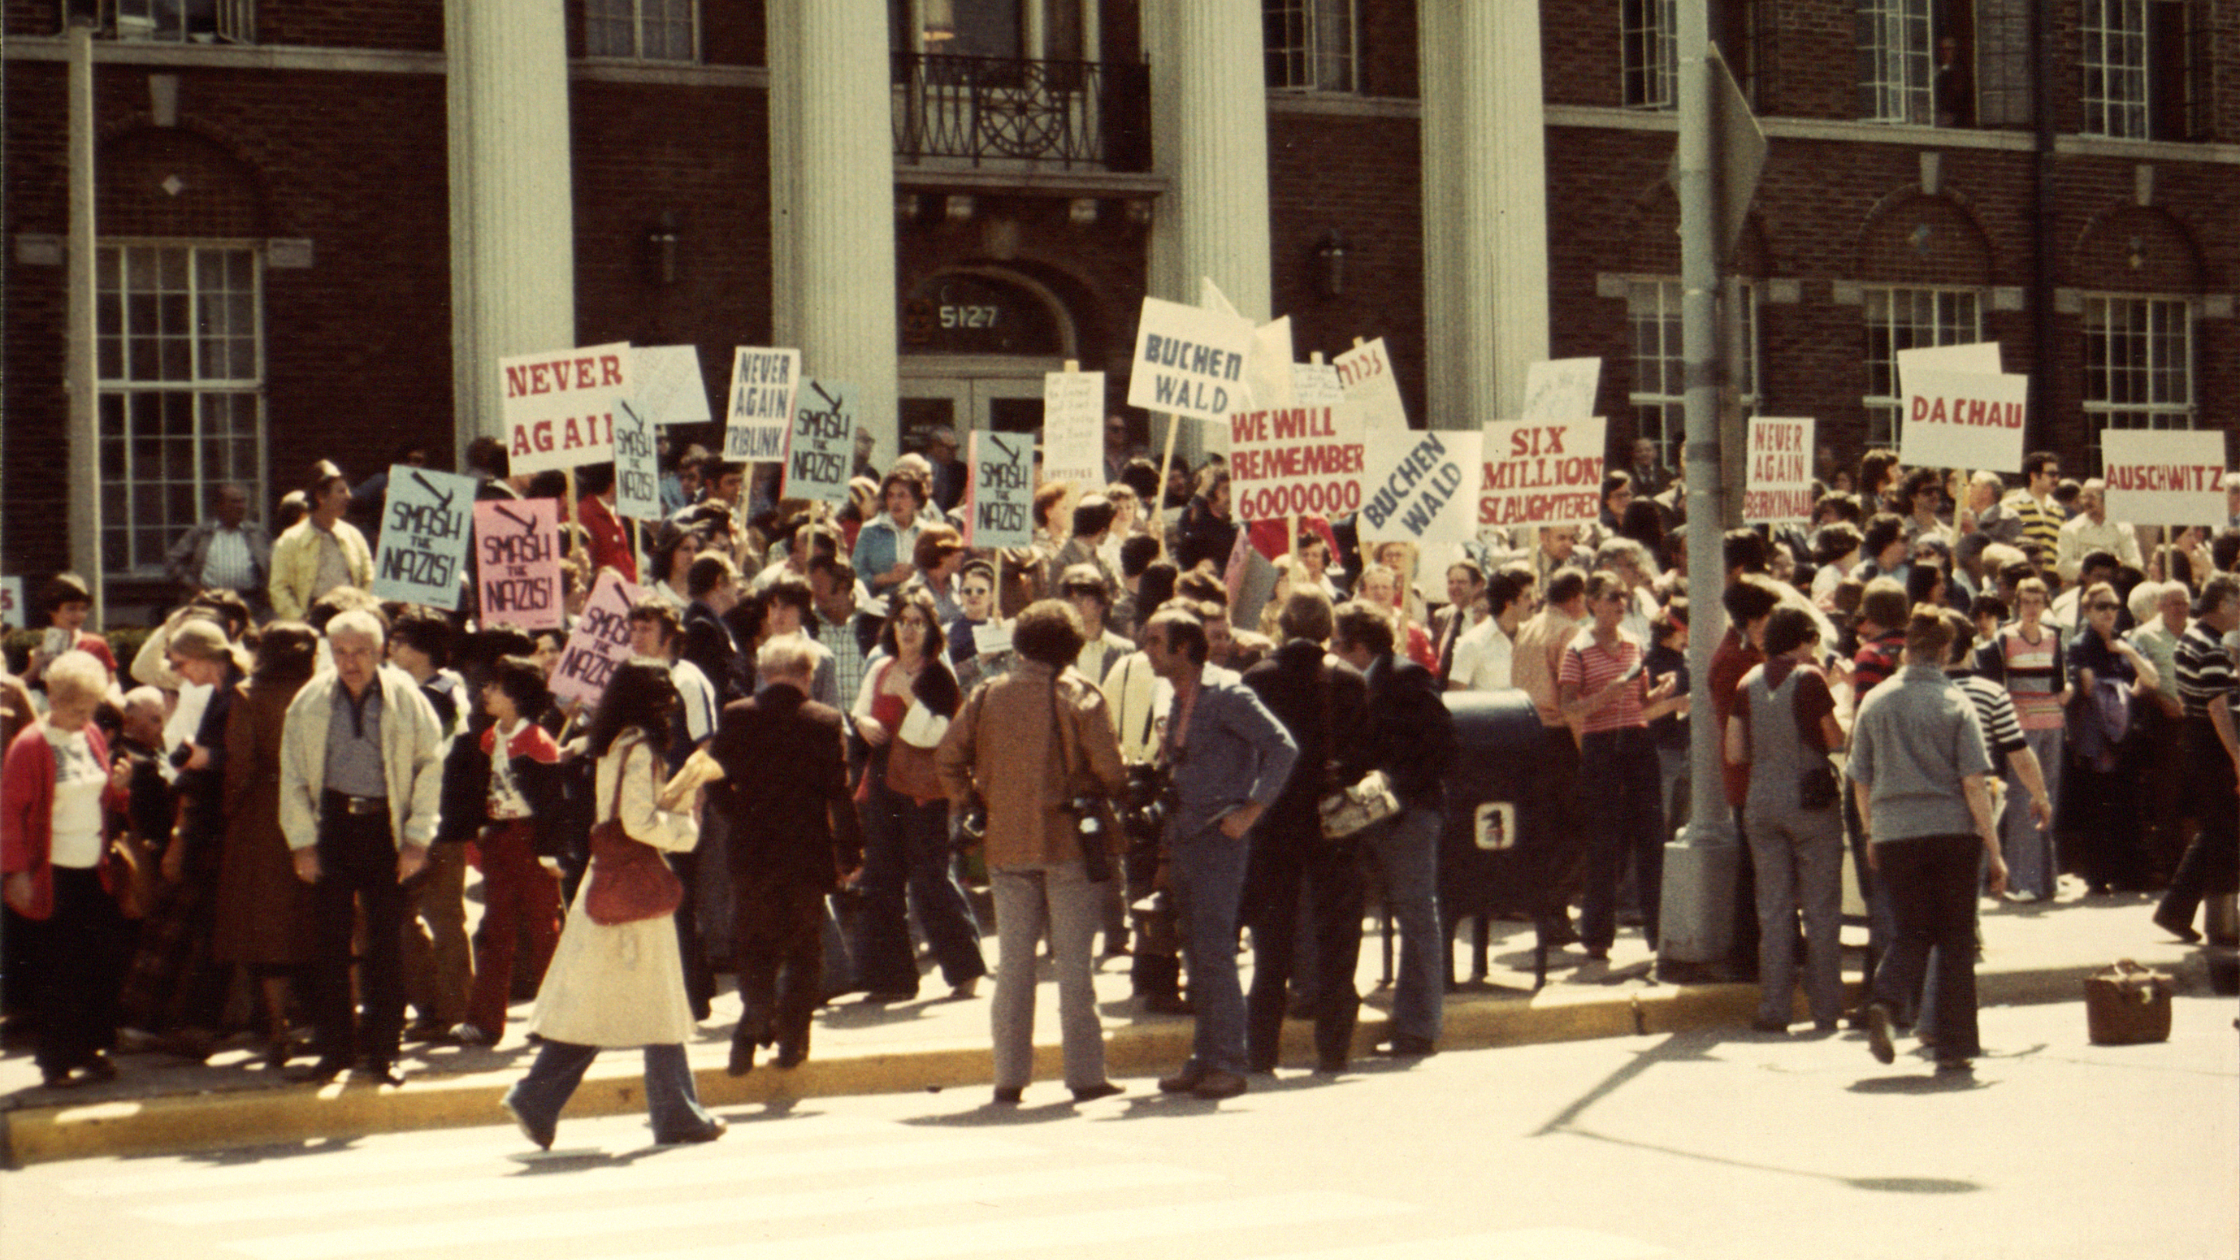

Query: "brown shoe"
left=1191, top=1070, right=1248, bottom=1100
left=1157, top=1063, right=1207, bottom=1094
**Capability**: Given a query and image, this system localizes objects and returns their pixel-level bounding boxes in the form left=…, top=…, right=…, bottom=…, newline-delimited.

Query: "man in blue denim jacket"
left=1143, top=605, right=1297, bottom=1100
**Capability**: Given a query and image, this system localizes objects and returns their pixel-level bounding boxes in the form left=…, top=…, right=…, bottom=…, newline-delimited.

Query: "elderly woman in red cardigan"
left=3, top=650, right=132, bottom=1088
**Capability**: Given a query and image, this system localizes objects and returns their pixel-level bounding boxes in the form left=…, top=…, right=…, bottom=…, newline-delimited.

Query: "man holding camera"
left=1142, top=605, right=1297, bottom=1100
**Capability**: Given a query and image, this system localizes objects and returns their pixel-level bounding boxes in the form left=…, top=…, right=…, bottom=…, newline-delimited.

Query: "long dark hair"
left=581, top=661, right=678, bottom=762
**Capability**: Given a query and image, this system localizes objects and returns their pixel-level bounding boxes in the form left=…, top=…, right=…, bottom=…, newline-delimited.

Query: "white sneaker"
left=450, top=1023, right=493, bottom=1047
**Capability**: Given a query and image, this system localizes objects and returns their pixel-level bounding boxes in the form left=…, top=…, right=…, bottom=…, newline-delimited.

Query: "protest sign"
left=1360, top=428, right=1473, bottom=544
left=547, top=570, right=643, bottom=706
left=1, top=576, right=26, bottom=628
left=723, top=346, right=801, bottom=463
left=474, top=498, right=564, bottom=630
left=784, top=379, right=857, bottom=504
left=1227, top=406, right=1365, bottom=523
left=1292, top=362, right=1345, bottom=409
left=1742, top=418, right=1816, bottom=525
left=1521, top=358, right=1602, bottom=422
left=1899, top=366, right=2026, bottom=473
left=970, top=621, right=1014, bottom=658
left=501, top=342, right=630, bottom=475
left=1041, top=369, right=1106, bottom=487
left=611, top=401, right=661, bottom=520
left=1126, top=297, right=1254, bottom=423
left=629, top=344, right=712, bottom=426
left=1897, top=342, right=2002, bottom=377
left=2101, top=429, right=2228, bottom=526
left=1333, top=338, right=1407, bottom=430
left=1479, top=417, right=1608, bottom=530
left=967, top=431, right=1035, bottom=548
left=1244, top=316, right=1297, bottom=411
left=370, top=465, right=477, bottom=608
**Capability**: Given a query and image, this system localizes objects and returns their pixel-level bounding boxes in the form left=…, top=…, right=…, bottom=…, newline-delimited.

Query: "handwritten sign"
left=473, top=499, right=564, bottom=631
left=1, top=576, right=24, bottom=629
left=1334, top=338, right=1408, bottom=431
left=1126, top=297, right=1254, bottom=423
left=1479, top=417, right=1608, bottom=530
left=2101, top=429, right=2228, bottom=526
left=1899, top=366, right=2026, bottom=473
left=1227, top=407, right=1365, bottom=523
left=547, top=571, right=643, bottom=706
left=629, top=344, right=712, bottom=426
left=370, top=466, right=477, bottom=609
left=1359, top=429, right=1472, bottom=546
left=967, top=431, right=1035, bottom=548
left=723, top=346, right=801, bottom=463
left=501, top=342, right=630, bottom=475
left=784, top=378, right=857, bottom=504
left=1291, top=363, right=1345, bottom=409
left=611, top=402, right=661, bottom=520
left=1521, top=358, right=1602, bottom=422
left=970, top=621, right=1014, bottom=657
left=1041, top=370, right=1106, bottom=488
left=1743, top=418, right=1816, bottom=526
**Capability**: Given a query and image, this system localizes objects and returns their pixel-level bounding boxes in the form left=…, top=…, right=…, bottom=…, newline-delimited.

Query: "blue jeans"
left=1359, top=805, right=1444, bottom=1043
left=1870, top=833, right=1984, bottom=1060
left=1168, top=822, right=1252, bottom=1076
left=503, top=1040, right=714, bottom=1145
left=854, top=777, right=987, bottom=994
left=1578, top=729, right=1665, bottom=954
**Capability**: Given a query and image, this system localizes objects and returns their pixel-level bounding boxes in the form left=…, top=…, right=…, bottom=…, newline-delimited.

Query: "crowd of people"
left=4, top=421, right=2238, bottom=1124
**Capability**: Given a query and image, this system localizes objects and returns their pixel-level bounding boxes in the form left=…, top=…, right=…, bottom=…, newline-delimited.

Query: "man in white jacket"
left=280, top=609, right=445, bottom=1084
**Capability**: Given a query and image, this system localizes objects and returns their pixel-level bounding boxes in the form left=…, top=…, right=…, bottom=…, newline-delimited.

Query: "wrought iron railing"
left=62, top=0, right=255, bottom=43
left=891, top=52, right=1150, bottom=171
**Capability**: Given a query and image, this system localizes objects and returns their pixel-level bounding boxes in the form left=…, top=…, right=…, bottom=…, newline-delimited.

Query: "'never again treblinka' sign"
left=371, top=466, right=477, bottom=609
left=724, top=347, right=801, bottom=463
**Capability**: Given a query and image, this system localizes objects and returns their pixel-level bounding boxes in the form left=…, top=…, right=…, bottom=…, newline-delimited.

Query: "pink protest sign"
left=473, top=498, right=565, bottom=631
left=547, top=570, right=643, bottom=706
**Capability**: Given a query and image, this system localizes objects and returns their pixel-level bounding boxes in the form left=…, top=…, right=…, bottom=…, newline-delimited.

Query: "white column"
left=1420, top=1, right=1550, bottom=427
left=446, top=0, right=576, bottom=449
left=766, top=0, right=799, bottom=349
left=775, top=0, right=898, bottom=469
left=1148, top=0, right=1271, bottom=460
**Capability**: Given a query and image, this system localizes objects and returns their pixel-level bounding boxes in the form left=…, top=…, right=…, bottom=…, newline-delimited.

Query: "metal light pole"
left=65, top=15, right=104, bottom=624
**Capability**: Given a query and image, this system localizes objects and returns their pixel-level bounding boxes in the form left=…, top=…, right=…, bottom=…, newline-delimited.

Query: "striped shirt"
left=2001, top=490, right=2063, bottom=557
left=1559, top=627, right=1647, bottom=735
left=2173, top=621, right=2236, bottom=722
left=1952, top=673, right=2027, bottom=773
left=1995, top=624, right=2067, bottom=731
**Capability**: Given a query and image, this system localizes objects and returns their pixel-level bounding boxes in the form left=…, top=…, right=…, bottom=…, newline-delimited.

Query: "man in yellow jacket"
left=270, top=465, right=373, bottom=619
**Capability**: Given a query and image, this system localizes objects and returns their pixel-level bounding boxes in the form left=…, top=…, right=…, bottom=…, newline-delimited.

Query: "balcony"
left=891, top=52, right=1151, bottom=173
left=58, top=0, right=254, bottom=43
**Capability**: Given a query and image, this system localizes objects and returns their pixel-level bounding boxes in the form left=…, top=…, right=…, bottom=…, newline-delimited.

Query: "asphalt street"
left=4, top=995, right=2232, bottom=1260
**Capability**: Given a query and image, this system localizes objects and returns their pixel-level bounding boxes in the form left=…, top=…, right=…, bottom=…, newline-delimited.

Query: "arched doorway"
left=897, top=266, right=1078, bottom=454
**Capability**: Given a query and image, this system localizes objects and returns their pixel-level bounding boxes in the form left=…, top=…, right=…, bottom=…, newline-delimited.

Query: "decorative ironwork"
left=64, top=0, right=255, bottom=43
left=892, top=52, right=1150, bottom=171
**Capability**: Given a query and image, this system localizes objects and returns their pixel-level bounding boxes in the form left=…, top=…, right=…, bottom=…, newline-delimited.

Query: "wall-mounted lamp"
left=1312, top=229, right=1349, bottom=299
left=646, top=211, right=680, bottom=286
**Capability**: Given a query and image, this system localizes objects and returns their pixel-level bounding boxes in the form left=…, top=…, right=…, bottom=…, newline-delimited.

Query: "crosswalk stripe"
left=227, top=1162, right=1222, bottom=1260
left=141, top=1133, right=1038, bottom=1225
left=1252, top=1227, right=1670, bottom=1260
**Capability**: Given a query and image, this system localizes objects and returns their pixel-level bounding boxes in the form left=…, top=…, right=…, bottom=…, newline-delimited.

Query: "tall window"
left=2081, top=0, right=2148, bottom=138
left=1972, top=0, right=2034, bottom=126
left=1628, top=280, right=1759, bottom=469
left=2082, top=0, right=2201, bottom=139
left=2083, top=296, right=2194, bottom=468
left=1861, top=286, right=1981, bottom=449
left=1857, top=0, right=1932, bottom=123
left=96, top=244, right=265, bottom=576
left=585, top=0, right=695, bottom=61
left=1264, top=0, right=1356, bottom=93
left=1622, top=0, right=1678, bottom=109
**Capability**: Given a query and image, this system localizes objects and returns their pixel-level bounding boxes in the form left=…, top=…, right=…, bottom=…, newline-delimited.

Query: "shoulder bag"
left=1317, top=663, right=1400, bottom=839
left=1050, top=674, right=1118, bottom=883
left=1791, top=669, right=1841, bottom=811
left=584, top=737, right=685, bottom=926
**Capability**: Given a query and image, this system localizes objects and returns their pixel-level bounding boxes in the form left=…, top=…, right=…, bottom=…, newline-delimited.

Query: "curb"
left=14, top=950, right=2201, bottom=1168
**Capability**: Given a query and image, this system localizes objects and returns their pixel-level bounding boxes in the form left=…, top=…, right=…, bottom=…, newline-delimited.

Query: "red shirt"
left=577, top=494, right=638, bottom=583
left=1560, top=629, right=1648, bottom=735
left=1708, top=626, right=1763, bottom=808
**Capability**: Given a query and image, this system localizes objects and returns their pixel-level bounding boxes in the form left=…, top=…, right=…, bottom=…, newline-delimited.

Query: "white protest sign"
left=611, top=401, right=661, bottom=520
left=723, top=346, right=801, bottom=463
left=2101, top=429, right=2228, bottom=526
left=1244, top=316, right=1297, bottom=410
left=971, top=621, right=1014, bottom=658
left=1334, top=338, right=1407, bottom=430
left=967, top=431, right=1036, bottom=548
left=1898, top=342, right=2002, bottom=377
left=474, top=499, right=565, bottom=631
left=1359, top=428, right=1475, bottom=549
left=783, top=379, right=856, bottom=504
left=1126, top=297, right=1254, bottom=423
left=1041, top=370, right=1106, bottom=487
left=1199, top=275, right=1241, bottom=319
left=1227, top=407, right=1365, bottom=524
left=1742, top=418, right=1816, bottom=526
left=1291, top=362, right=1345, bottom=408
left=1521, top=358, right=1602, bottom=422
left=370, top=465, right=477, bottom=609
left=0, top=576, right=22, bottom=629
left=629, top=345, right=712, bottom=426
left=1479, top=417, right=1609, bottom=530
left=547, top=570, right=644, bottom=707
left=501, top=342, right=630, bottom=475
left=1899, top=366, right=2027, bottom=473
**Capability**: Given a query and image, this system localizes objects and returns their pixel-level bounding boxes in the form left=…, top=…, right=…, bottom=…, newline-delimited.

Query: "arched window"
left=900, top=270, right=1068, bottom=356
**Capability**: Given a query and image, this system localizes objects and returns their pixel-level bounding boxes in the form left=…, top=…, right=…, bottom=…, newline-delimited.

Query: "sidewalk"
left=4, top=881, right=2230, bottom=1166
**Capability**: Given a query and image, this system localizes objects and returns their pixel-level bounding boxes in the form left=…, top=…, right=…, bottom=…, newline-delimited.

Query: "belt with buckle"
left=325, top=790, right=388, bottom=816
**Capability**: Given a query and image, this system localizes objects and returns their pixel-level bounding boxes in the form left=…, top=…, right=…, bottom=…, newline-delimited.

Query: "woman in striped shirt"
left=1978, top=577, right=2067, bottom=900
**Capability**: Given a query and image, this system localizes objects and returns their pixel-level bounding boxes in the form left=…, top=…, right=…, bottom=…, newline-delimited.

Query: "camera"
left=1064, top=793, right=1114, bottom=885
left=1118, top=763, right=1172, bottom=840
left=952, top=802, right=987, bottom=850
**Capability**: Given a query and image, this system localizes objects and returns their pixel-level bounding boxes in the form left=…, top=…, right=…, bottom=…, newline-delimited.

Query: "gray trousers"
left=1745, top=802, right=1846, bottom=1027
left=2001, top=726, right=2063, bottom=898
left=989, top=862, right=1107, bottom=1091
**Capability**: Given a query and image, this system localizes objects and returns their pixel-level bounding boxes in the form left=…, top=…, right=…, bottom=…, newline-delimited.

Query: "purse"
left=2084, top=959, right=2172, bottom=1046
left=107, top=834, right=158, bottom=921
left=583, top=738, right=685, bottom=927
left=1316, top=664, right=1400, bottom=839
left=1792, top=668, right=1841, bottom=811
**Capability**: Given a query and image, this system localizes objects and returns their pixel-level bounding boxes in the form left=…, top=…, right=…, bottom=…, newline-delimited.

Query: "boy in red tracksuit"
left=453, top=656, right=564, bottom=1046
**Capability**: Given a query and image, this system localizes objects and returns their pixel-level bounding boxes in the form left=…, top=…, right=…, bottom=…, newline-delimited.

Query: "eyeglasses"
left=2090, top=602, right=2119, bottom=612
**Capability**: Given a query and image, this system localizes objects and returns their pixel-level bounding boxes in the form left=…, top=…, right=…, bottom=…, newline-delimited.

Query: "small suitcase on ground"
left=2084, top=959, right=2172, bottom=1045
